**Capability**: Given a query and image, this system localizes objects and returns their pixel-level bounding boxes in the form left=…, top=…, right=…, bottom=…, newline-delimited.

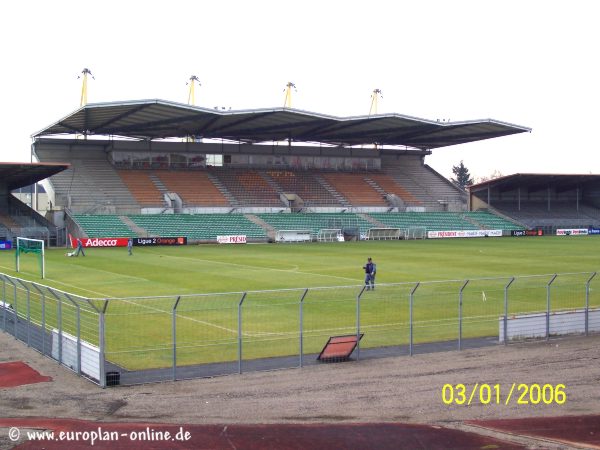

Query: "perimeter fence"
left=1, top=271, right=598, bottom=387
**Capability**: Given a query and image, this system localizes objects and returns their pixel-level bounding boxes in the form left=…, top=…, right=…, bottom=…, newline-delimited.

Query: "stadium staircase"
left=205, top=171, right=238, bottom=207
left=265, top=170, right=342, bottom=207
left=154, top=171, right=230, bottom=207
left=382, top=155, right=466, bottom=211
left=127, top=214, right=267, bottom=241
left=358, top=213, right=386, bottom=228
left=71, top=214, right=136, bottom=238
left=320, top=173, right=387, bottom=206
left=312, top=174, right=351, bottom=207
left=117, top=170, right=164, bottom=207
left=364, top=173, right=422, bottom=207
left=120, top=215, right=148, bottom=236
left=257, top=213, right=373, bottom=238
left=148, top=173, right=169, bottom=197
left=245, top=214, right=276, bottom=240
left=38, top=147, right=139, bottom=212
left=210, top=168, right=282, bottom=207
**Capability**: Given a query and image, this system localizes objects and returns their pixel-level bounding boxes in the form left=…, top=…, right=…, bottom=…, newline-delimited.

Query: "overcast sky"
left=1, top=1, right=598, bottom=180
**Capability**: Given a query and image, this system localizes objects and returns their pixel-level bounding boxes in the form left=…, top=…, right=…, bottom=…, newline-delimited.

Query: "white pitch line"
left=115, top=297, right=243, bottom=336
left=7, top=279, right=243, bottom=336
left=143, top=251, right=359, bottom=282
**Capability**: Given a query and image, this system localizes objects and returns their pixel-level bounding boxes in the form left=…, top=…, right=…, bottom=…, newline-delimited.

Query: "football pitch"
left=1, top=236, right=599, bottom=371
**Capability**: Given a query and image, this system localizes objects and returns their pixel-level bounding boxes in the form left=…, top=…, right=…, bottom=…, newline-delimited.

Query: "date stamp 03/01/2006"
left=441, top=383, right=566, bottom=406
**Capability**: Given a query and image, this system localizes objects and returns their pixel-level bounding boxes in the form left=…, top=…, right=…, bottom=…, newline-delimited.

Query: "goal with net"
left=15, top=237, right=45, bottom=279
left=404, top=226, right=426, bottom=240
left=275, top=230, right=312, bottom=243
left=317, top=229, right=344, bottom=242
left=365, top=228, right=402, bottom=240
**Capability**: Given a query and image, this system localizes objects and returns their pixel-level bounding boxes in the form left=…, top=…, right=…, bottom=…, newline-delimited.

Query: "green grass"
left=1, top=236, right=599, bottom=370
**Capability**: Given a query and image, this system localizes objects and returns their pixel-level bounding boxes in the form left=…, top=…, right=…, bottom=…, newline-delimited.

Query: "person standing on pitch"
left=370, top=258, right=377, bottom=290
left=74, top=238, right=85, bottom=257
left=363, top=257, right=374, bottom=290
left=127, top=238, right=133, bottom=256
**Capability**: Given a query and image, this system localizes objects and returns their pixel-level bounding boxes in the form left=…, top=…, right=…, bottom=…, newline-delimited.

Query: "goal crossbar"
left=15, top=237, right=45, bottom=279
left=275, top=229, right=312, bottom=243
left=365, top=228, right=402, bottom=240
left=317, top=228, right=344, bottom=243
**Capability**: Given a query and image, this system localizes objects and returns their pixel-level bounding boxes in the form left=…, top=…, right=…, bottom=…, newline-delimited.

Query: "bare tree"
left=477, top=170, right=504, bottom=183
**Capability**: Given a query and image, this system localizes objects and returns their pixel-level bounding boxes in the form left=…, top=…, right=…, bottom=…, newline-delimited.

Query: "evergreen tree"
left=451, top=160, right=474, bottom=190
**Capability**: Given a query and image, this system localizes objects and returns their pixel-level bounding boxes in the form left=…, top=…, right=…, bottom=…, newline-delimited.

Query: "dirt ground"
left=1, top=331, right=600, bottom=449
left=1, top=331, right=599, bottom=424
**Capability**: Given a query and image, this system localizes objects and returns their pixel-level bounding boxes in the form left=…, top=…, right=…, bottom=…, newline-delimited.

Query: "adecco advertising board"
left=70, top=236, right=187, bottom=247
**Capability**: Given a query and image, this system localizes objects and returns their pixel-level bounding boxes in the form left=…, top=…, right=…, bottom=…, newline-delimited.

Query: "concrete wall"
left=499, top=308, right=600, bottom=342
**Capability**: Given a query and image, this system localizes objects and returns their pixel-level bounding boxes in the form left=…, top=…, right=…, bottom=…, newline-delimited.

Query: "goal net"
left=365, top=228, right=401, bottom=240
left=405, top=226, right=426, bottom=240
left=275, top=229, right=312, bottom=243
left=15, top=237, right=45, bottom=279
left=317, top=228, right=344, bottom=242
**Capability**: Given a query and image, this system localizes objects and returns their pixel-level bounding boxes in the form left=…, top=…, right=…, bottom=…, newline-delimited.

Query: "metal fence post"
left=409, top=282, right=419, bottom=356
left=41, top=289, right=46, bottom=355
left=458, top=280, right=469, bottom=351
left=299, top=288, right=308, bottom=368
left=99, top=300, right=108, bottom=388
left=356, top=285, right=366, bottom=361
left=585, top=272, right=597, bottom=336
left=57, top=291, right=63, bottom=364
left=15, top=280, right=31, bottom=347
left=503, top=277, right=515, bottom=345
left=45, top=288, right=64, bottom=364
left=238, top=292, right=247, bottom=374
left=82, top=297, right=102, bottom=386
left=64, top=294, right=81, bottom=375
left=1, top=275, right=6, bottom=331
left=10, top=278, right=17, bottom=338
left=172, top=296, right=181, bottom=382
left=546, top=274, right=558, bottom=341
left=31, top=284, right=46, bottom=355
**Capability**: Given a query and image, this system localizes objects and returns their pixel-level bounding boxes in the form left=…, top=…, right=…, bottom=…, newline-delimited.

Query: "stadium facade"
left=1, top=99, right=598, bottom=245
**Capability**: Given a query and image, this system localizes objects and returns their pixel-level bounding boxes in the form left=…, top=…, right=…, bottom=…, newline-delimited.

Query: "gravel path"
left=2, top=331, right=599, bottom=427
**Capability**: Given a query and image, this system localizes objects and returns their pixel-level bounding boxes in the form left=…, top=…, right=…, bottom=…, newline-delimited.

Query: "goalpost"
left=15, top=237, right=45, bottom=279
left=405, top=226, right=426, bottom=240
left=275, top=229, right=312, bottom=243
left=365, top=228, right=401, bottom=240
left=317, top=228, right=344, bottom=242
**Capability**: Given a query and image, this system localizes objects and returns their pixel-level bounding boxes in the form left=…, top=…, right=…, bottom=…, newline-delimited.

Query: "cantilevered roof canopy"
left=470, top=174, right=600, bottom=194
left=0, top=162, right=69, bottom=191
left=33, top=99, right=530, bottom=150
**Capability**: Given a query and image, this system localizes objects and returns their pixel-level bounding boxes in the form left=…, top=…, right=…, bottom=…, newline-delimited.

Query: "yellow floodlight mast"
left=185, top=75, right=201, bottom=142
left=369, top=89, right=383, bottom=149
left=283, top=82, right=296, bottom=108
left=187, top=75, right=201, bottom=106
left=369, top=88, right=383, bottom=116
left=78, top=68, right=94, bottom=107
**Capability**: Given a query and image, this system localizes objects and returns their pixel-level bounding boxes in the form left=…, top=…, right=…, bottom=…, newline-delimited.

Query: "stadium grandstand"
left=469, top=174, right=600, bottom=235
left=0, top=163, right=68, bottom=246
left=6, top=98, right=597, bottom=244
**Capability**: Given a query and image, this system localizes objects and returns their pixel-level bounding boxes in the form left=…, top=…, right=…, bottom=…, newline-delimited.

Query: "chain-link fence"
left=1, top=272, right=597, bottom=387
